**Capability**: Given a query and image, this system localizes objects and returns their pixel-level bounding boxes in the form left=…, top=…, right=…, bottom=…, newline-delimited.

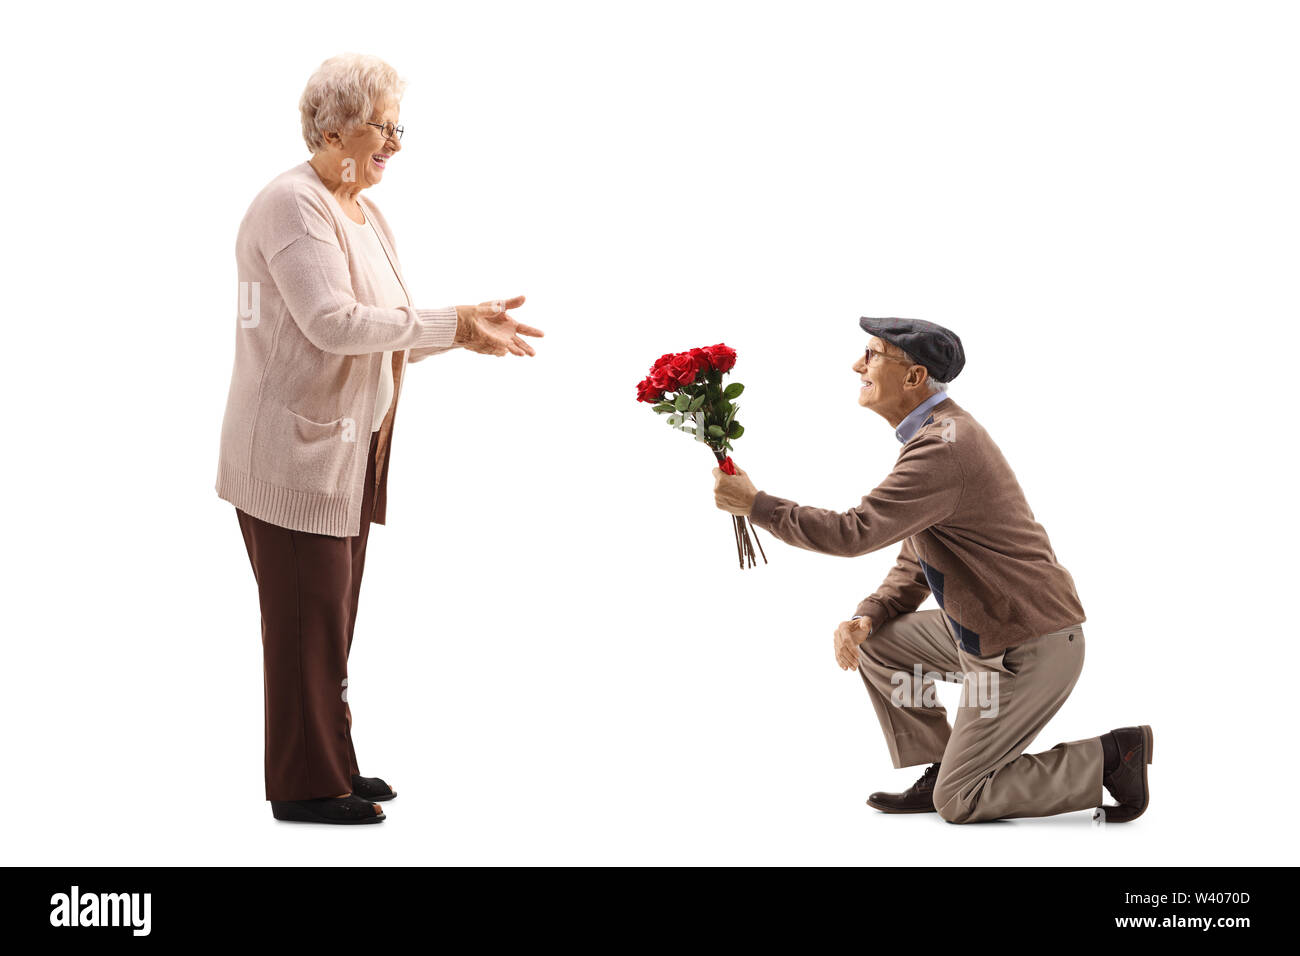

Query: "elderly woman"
left=215, top=53, right=542, bottom=825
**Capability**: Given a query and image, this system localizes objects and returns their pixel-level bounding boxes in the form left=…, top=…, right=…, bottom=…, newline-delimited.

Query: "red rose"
left=705, top=343, right=736, bottom=373
left=650, top=365, right=675, bottom=392
left=720, top=456, right=737, bottom=475
left=636, top=377, right=663, bottom=403
left=651, top=352, right=676, bottom=371
left=668, top=352, right=701, bottom=387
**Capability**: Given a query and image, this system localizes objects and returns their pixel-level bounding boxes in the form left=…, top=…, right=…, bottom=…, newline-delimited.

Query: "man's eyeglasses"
left=366, top=121, right=404, bottom=142
left=864, top=346, right=913, bottom=367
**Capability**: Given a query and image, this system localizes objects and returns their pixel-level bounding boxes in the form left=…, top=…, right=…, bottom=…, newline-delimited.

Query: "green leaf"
left=707, top=424, right=725, bottom=438
left=652, top=402, right=674, bottom=413
left=728, top=422, right=744, bottom=438
left=674, top=393, right=689, bottom=412
left=724, top=382, right=745, bottom=399
left=689, top=393, right=706, bottom=412
left=724, top=403, right=739, bottom=427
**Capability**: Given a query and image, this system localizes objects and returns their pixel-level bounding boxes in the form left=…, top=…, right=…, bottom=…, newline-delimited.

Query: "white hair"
left=299, top=53, right=407, bottom=153
left=896, top=346, right=949, bottom=393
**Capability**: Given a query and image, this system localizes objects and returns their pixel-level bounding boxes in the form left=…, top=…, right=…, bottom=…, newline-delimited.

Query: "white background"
left=3, top=0, right=1296, bottom=865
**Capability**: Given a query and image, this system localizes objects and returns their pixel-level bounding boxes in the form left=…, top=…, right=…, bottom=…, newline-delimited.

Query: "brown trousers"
left=235, top=428, right=379, bottom=801
left=857, top=609, right=1104, bottom=823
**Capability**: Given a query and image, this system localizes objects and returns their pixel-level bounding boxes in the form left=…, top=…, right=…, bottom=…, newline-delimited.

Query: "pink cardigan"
left=215, top=160, right=459, bottom=536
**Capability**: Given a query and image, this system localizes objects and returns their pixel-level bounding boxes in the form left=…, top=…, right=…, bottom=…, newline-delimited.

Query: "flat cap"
left=859, top=316, right=965, bottom=383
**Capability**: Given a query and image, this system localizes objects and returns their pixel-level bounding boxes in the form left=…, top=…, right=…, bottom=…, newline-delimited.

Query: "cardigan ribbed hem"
left=216, top=458, right=356, bottom=537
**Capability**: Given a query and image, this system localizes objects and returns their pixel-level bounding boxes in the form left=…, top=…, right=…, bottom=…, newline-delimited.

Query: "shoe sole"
left=1099, top=724, right=1154, bottom=823
left=1135, top=724, right=1154, bottom=818
left=270, top=802, right=385, bottom=824
left=865, top=799, right=937, bottom=814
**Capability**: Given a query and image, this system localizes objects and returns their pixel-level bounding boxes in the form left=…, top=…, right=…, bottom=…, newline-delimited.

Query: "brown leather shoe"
left=1098, top=725, right=1154, bottom=823
left=867, top=762, right=941, bottom=813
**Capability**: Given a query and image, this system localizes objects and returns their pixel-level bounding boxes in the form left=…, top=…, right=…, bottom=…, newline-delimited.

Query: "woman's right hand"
left=454, top=295, right=543, bottom=356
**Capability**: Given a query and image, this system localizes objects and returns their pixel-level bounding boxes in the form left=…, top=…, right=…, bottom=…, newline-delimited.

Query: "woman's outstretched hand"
left=454, top=295, right=543, bottom=356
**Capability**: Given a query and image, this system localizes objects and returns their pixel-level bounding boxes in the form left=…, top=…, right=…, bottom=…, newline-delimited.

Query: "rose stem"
left=747, top=518, right=767, bottom=564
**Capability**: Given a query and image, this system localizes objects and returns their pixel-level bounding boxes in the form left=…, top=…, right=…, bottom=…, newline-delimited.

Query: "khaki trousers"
left=856, top=609, right=1104, bottom=823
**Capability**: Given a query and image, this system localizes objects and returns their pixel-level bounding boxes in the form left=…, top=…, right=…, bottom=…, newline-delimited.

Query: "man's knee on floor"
left=936, top=799, right=976, bottom=824
left=933, top=777, right=976, bottom=824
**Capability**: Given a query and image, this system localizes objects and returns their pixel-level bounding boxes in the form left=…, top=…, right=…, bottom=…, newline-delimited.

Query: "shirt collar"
left=895, top=391, right=952, bottom=444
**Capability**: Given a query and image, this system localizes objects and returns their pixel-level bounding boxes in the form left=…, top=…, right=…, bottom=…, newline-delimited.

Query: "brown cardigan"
left=749, top=396, right=1085, bottom=655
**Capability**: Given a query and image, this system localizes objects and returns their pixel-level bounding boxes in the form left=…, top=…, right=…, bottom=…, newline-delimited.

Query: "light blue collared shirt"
left=894, top=390, right=952, bottom=444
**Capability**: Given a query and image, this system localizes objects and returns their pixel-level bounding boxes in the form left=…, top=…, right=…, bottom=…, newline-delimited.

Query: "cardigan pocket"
left=287, top=407, right=344, bottom=432
left=258, top=407, right=353, bottom=496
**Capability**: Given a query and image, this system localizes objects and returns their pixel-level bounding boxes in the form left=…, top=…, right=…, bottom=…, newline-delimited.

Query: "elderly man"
left=713, top=317, right=1153, bottom=824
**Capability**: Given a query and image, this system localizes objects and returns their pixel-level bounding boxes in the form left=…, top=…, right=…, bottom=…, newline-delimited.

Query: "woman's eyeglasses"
left=366, top=122, right=404, bottom=142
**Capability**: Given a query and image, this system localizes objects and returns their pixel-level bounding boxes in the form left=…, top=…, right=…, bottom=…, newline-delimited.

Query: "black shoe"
left=867, top=762, right=941, bottom=813
left=1098, top=725, right=1154, bottom=823
left=351, top=774, right=397, bottom=801
left=270, top=794, right=385, bottom=824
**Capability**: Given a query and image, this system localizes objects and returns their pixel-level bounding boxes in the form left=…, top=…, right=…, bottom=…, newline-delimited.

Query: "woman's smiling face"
left=328, top=95, right=401, bottom=189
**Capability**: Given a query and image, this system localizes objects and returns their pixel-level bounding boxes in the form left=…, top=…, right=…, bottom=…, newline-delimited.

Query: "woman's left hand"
left=455, top=295, right=543, bottom=356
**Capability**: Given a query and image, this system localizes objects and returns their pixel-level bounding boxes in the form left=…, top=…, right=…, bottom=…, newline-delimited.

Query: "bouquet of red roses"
left=636, top=343, right=767, bottom=569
